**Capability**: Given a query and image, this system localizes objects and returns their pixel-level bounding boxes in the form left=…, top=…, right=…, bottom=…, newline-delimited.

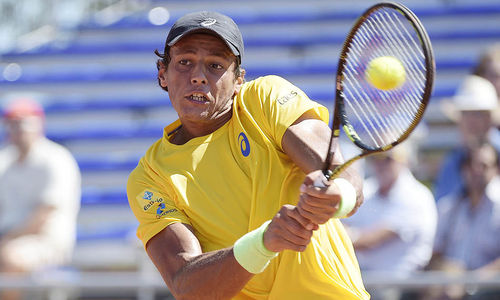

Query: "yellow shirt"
left=127, top=75, right=369, bottom=299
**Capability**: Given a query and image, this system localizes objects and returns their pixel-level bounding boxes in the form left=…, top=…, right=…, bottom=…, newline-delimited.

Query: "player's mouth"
left=187, top=93, right=209, bottom=103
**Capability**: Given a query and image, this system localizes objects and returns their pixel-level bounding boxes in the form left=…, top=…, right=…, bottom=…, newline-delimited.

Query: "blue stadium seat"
left=81, top=187, right=127, bottom=205
left=0, top=58, right=477, bottom=86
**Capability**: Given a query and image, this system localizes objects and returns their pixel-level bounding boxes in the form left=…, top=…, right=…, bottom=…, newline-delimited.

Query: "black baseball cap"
left=164, top=11, right=244, bottom=64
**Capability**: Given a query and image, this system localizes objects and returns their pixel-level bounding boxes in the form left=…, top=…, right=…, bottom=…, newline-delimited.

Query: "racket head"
left=323, top=2, right=435, bottom=178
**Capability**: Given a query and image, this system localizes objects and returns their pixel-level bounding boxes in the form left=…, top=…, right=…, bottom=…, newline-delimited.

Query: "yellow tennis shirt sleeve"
left=127, top=142, right=192, bottom=248
left=240, top=75, right=329, bottom=149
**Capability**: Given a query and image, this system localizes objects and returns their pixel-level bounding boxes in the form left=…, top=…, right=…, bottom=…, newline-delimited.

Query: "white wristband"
left=233, top=220, right=278, bottom=274
left=332, top=178, right=357, bottom=218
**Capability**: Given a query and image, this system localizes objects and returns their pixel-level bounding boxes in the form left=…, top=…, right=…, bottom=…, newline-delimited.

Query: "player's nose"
left=190, top=64, right=207, bottom=85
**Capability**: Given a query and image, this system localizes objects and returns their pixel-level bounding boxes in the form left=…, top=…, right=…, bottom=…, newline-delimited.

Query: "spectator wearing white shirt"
left=342, top=142, right=437, bottom=274
left=0, top=98, right=81, bottom=300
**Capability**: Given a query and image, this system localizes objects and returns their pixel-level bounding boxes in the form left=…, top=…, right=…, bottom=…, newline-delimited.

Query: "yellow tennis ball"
left=365, top=56, right=406, bottom=90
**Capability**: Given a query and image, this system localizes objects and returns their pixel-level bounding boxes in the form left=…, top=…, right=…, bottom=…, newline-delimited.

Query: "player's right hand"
left=263, top=205, right=317, bottom=253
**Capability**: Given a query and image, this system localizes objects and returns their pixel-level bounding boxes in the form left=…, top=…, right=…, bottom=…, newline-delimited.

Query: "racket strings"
left=346, top=33, right=414, bottom=146
left=372, top=12, right=426, bottom=96
left=343, top=67, right=401, bottom=144
left=341, top=7, right=428, bottom=149
left=372, top=13, right=426, bottom=99
left=346, top=25, right=411, bottom=144
left=363, top=15, right=423, bottom=122
left=346, top=30, right=415, bottom=146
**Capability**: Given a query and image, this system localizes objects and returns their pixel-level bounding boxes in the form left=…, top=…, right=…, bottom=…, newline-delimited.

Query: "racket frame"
left=322, top=2, right=435, bottom=180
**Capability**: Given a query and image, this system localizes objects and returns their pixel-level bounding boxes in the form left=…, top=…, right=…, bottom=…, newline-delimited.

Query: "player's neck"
left=172, top=111, right=233, bottom=145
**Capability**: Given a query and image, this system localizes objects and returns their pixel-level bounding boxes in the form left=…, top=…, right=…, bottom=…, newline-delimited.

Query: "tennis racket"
left=318, top=2, right=435, bottom=183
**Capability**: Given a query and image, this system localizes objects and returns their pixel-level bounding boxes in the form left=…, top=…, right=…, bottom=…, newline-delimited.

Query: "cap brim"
left=167, top=28, right=240, bottom=59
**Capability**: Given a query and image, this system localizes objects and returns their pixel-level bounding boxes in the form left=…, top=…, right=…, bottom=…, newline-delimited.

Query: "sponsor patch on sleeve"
left=136, top=189, right=178, bottom=219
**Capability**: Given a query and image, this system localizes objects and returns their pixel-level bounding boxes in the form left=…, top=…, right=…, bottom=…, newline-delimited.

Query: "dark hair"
left=473, top=44, right=500, bottom=77
left=154, top=47, right=242, bottom=92
left=460, top=142, right=500, bottom=169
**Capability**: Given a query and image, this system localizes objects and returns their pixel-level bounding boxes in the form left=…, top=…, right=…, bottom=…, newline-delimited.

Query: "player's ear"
left=157, top=60, right=168, bottom=89
left=233, top=68, right=246, bottom=96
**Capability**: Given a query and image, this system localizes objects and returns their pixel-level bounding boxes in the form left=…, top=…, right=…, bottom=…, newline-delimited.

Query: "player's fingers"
left=286, top=206, right=315, bottom=230
left=299, top=193, right=340, bottom=220
left=276, top=239, right=308, bottom=252
left=274, top=205, right=315, bottom=232
left=264, top=228, right=308, bottom=252
left=267, top=209, right=313, bottom=252
left=277, top=215, right=313, bottom=248
left=283, top=209, right=315, bottom=240
left=296, top=204, right=331, bottom=225
left=277, top=205, right=314, bottom=238
left=297, top=204, right=336, bottom=226
left=299, top=194, right=342, bottom=223
left=300, top=192, right=341, bottom=210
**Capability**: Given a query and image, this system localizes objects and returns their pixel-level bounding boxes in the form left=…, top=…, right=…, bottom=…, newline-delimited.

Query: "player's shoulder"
left=129, top=138, right=163, bottom=179
left=239, top=75, right=301, bottom=108
left=243, top=75, right=294, bottom=91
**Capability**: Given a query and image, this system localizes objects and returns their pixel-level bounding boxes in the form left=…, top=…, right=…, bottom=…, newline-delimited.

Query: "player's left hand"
left=296, top=170, right=343, bottom=225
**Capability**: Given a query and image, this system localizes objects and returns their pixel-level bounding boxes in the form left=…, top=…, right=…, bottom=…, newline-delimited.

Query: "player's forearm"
left=282, top=112, right=336, bottom=173
left=170, top=248, right=252, bottom=299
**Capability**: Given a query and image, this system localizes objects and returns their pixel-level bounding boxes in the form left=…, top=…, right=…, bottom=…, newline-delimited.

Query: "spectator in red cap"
left=0, top=98, right=81, bottom=300
left=2, top=98, right=45, bottom=156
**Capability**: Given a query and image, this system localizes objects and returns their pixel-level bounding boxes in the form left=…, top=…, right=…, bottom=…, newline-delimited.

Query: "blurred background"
left=0, top=0, right=499, bottom=299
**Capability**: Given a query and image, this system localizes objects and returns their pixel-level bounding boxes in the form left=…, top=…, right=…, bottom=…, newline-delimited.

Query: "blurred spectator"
left=473, top=43, right=500, bottom=102
left=426, top=142, right=500, bottom=300
left=342, top=142, right=437, bottom=281
left=434, top=75, right=499, bottom=201
left=473, top=43, right=500, bottom=150
left=0, top=98, right=81, bottom=300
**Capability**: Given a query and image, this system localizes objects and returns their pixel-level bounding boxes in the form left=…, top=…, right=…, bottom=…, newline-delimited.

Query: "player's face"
left=159, top=33, right=243, bottom=131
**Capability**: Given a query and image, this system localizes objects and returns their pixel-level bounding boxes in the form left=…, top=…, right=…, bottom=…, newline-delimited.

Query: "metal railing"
left=1, top=270, right=499, bottom=300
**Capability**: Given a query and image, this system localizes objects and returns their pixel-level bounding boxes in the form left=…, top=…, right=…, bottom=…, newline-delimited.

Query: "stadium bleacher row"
left=0, top=0, right=499, bottom=278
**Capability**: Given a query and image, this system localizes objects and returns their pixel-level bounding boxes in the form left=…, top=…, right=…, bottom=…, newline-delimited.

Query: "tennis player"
left=127, top=11, right=369, bottom=299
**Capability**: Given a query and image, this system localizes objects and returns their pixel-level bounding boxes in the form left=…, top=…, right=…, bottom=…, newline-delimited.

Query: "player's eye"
left=179, top=59, right=190, bottom=65
left=210, top=63, right=223, bottom=69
